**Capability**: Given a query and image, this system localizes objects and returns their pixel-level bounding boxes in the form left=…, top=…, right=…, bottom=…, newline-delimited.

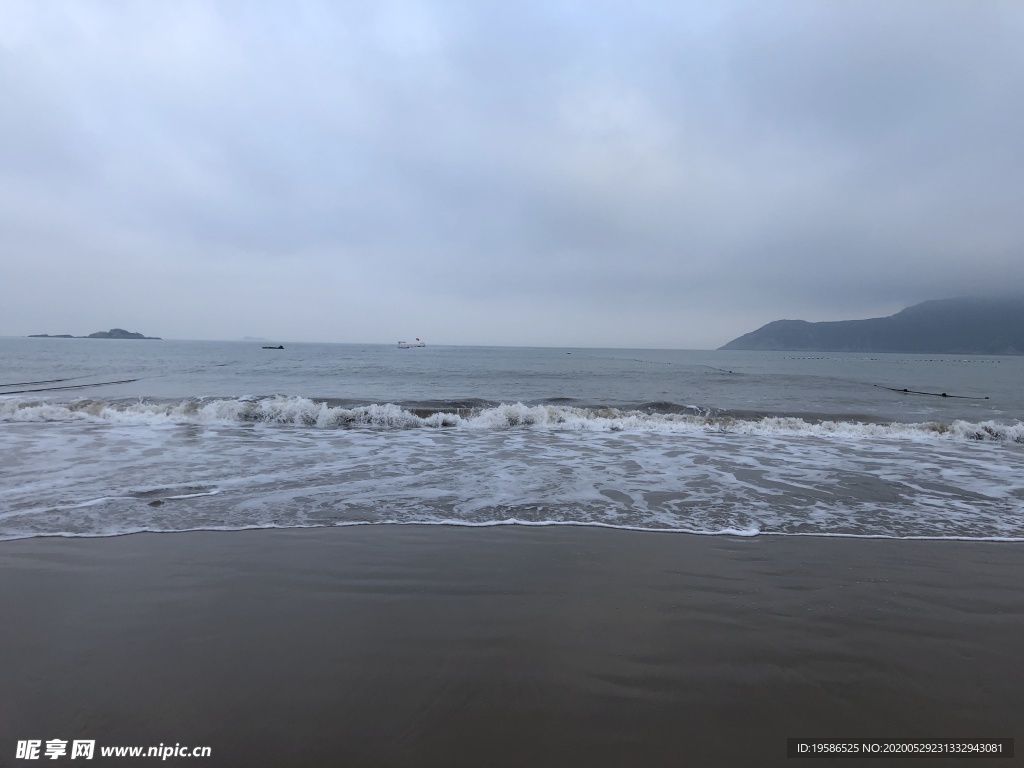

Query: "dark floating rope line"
left=2, top=365, right=221, bottom=396
left=1, top=379, right=140, bottom=395
left=873, top=384, right=989, bottom=400
left=0, top=377, right=73, bottom=387
left=0, top=375, right=97, bottom=388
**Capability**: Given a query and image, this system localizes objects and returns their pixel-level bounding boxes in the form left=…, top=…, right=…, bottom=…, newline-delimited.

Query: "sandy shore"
left=0, top=526, right=1021, bottom=767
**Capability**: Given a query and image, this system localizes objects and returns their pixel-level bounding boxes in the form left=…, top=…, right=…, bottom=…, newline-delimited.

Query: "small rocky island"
left=29, top=328, right=162, bottom=340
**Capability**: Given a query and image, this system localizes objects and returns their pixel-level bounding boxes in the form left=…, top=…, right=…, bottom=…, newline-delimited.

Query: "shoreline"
left=4, top=519, right=1024, bottom=544
left=1, top=525, right=1021, bottom=767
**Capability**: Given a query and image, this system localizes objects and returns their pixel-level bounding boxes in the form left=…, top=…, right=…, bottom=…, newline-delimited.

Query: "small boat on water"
left=398, top=338, right=425, bottom=349
left=262, top=345, right=284, bottom=349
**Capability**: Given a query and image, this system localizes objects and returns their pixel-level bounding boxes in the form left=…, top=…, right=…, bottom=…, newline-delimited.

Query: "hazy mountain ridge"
left=720, top=298, right=1024, bottom=355
left=29, top=328, right=161, bottom=340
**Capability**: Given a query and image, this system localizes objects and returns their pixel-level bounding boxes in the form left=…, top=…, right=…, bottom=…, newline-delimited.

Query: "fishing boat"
left=397, top=338, right=425, bottom=349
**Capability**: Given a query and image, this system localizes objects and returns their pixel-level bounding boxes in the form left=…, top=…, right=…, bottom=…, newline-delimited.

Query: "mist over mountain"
left=720, top=298, right=1024, bottom=355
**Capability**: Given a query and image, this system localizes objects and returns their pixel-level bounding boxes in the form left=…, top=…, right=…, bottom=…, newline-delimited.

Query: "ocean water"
left=1, top=337, right=1023, bottom=541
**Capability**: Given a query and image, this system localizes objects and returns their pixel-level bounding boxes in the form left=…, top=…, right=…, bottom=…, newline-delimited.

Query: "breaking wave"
left=3, top=395, right=1023, bottom=443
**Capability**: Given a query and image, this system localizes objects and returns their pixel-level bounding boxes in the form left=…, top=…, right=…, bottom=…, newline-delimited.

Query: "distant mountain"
left=87, top=328, right=161, bottom=339
left=29, top=328, right=161, bottom=340
left=719, top=297, right=1024, bottom=355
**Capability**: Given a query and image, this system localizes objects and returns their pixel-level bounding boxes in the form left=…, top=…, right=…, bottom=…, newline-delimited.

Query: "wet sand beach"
left=0, top=526, right=1021, bottom=767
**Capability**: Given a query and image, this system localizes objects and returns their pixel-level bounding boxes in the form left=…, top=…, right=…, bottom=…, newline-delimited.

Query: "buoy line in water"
left=873, top=384, right=989, bottom=400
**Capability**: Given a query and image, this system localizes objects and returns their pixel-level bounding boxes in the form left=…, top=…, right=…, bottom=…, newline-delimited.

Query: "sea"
left=1, top=337, right=1022, bottom=542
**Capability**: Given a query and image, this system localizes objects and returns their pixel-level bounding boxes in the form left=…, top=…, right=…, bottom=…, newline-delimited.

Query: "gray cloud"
left=2, top=0, right=1022, bottom=347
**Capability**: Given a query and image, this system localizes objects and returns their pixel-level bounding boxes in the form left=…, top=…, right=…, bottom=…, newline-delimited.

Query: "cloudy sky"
left=2, top=1, right=1022, bottom=347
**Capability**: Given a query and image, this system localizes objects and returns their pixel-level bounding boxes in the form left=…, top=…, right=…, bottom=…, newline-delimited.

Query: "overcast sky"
left=2, top=1, right=1022, bottom=347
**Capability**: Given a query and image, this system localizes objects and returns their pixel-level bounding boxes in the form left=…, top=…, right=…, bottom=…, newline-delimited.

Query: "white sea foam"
left=2, top=396, right=1023, bottom=443
left=3, top=409, right=1023, bottom=542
